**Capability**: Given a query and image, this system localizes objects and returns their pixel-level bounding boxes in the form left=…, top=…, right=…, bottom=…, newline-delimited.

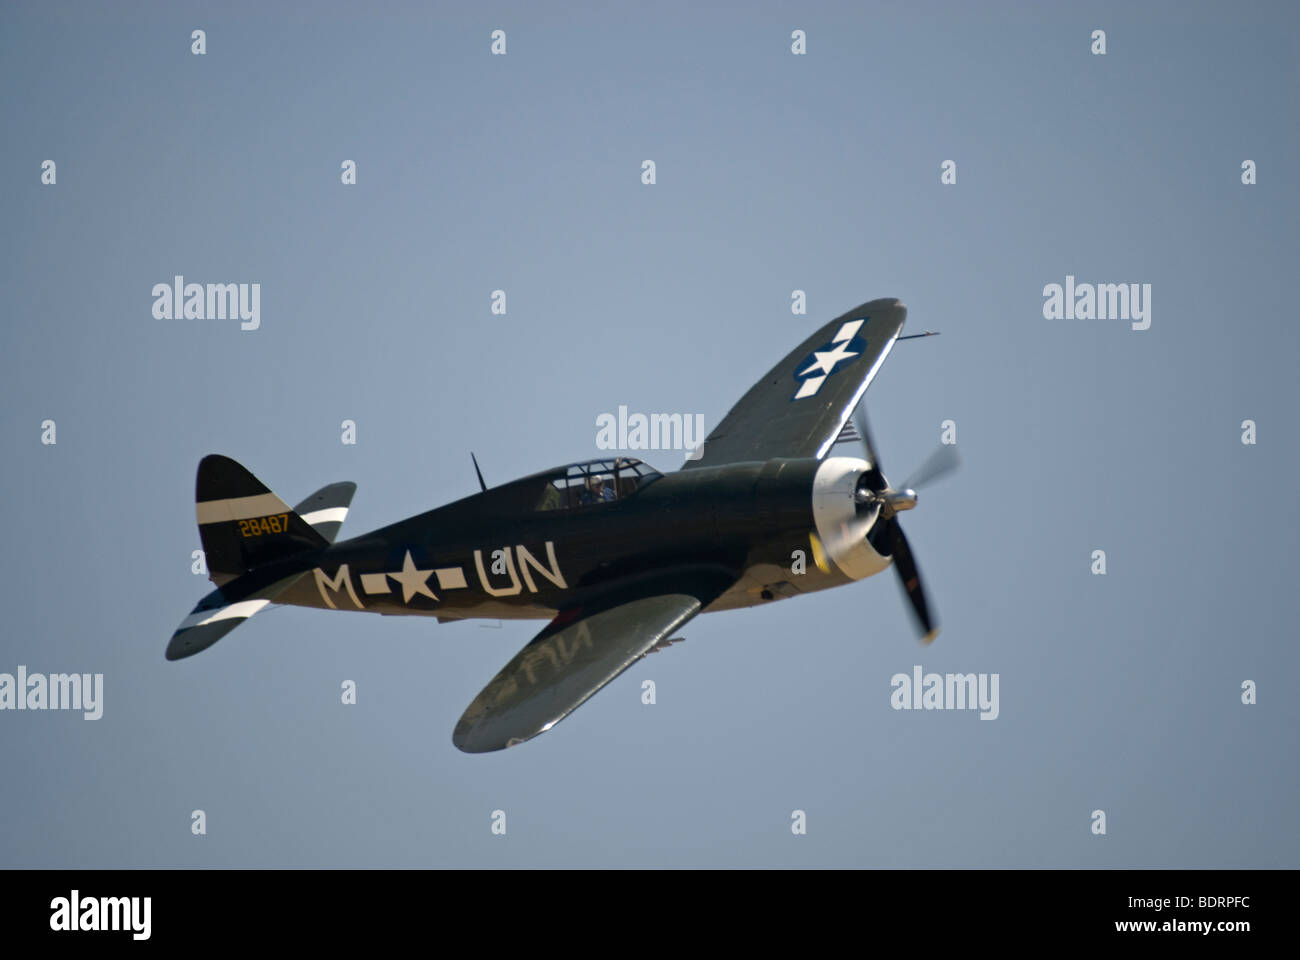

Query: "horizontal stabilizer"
left=167, top=568, right=308, bottom=661
left=292, top=482, right=357, bottom=544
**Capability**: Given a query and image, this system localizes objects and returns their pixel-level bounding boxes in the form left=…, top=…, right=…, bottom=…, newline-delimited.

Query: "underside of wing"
left=453, top=584, right=722, bottom=753
left=683, top=298, right=906, bottom=469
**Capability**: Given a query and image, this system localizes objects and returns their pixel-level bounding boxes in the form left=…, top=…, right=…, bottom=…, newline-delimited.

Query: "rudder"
left=196, top=454, right=328, bottom=585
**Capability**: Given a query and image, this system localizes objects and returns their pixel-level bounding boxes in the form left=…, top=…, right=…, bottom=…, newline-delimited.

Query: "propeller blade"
left=851, top=404, right=880, bottom=470
left=851, top=404, right=887, bottom=491
left=889, top=522, right=939, bottom=644
left=901, top=444, right=961, bottom=492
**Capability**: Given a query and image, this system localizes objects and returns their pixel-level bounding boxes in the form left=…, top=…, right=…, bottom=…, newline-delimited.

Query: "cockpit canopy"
left=535, top=457, right=662, bottom=511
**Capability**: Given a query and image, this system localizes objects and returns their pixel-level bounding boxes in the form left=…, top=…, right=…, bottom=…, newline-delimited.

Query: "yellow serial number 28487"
left=238, top=514, right=290, bottom=538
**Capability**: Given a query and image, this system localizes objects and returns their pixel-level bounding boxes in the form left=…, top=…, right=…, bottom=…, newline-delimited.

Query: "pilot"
left=579, top=473, right=615, bottom=504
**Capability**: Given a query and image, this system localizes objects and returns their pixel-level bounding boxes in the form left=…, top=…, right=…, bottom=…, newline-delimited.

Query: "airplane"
left=167, top=298, right=959, bottom=752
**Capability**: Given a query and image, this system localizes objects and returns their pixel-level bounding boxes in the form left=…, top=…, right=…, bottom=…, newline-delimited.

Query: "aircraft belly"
left=703, top=554, right=859, bottom=612
left=433, top=600, right=557, bottom=622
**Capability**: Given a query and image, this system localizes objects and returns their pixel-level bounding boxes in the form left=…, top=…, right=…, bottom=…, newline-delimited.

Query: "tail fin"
left=196, top=454, right=329, bottom=586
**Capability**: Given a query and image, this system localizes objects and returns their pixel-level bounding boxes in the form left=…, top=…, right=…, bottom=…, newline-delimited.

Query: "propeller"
left=851, top=404, right=886, bottom=493
left=901, top=444, right=961, bottom=493
left=846, top=404, right=958, bottom=644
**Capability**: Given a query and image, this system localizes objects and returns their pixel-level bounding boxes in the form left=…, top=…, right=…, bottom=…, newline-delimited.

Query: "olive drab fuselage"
left=274, top=456, right=889, bottom=621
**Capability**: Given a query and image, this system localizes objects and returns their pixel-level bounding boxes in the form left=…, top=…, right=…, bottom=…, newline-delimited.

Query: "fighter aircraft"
left=168, top=298, right=959, bottom=752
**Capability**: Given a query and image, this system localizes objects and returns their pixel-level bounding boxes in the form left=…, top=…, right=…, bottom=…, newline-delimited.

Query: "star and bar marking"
left=792, top=318, right=866, bottom=400
left=358, top=551, right=469, bottom=603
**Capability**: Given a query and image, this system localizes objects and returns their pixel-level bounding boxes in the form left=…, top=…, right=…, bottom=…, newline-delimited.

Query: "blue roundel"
left=791, top=333, right=867, bottom=399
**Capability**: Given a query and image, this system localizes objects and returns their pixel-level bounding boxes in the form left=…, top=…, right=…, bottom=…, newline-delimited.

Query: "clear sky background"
left=2, top=0, right=1297, bottom=868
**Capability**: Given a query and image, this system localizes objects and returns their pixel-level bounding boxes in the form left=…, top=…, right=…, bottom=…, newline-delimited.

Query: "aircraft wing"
left=453, top=573, right=731, bottom=753
left=682, top=298, right=906, bottom=469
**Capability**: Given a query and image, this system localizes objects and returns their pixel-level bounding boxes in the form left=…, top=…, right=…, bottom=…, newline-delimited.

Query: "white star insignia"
left=799, top=339, right=860, bottom=377
left=388, top=550, right=438, bottom=604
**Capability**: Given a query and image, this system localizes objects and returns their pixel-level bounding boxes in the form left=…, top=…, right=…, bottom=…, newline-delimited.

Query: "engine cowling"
left=810, top=456, right=892, bottom=580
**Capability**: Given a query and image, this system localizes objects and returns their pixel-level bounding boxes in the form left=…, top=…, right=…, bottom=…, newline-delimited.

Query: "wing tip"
left=165, top=621, right=236, bottom=660
left=452, top=722, right=527, bottom=754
